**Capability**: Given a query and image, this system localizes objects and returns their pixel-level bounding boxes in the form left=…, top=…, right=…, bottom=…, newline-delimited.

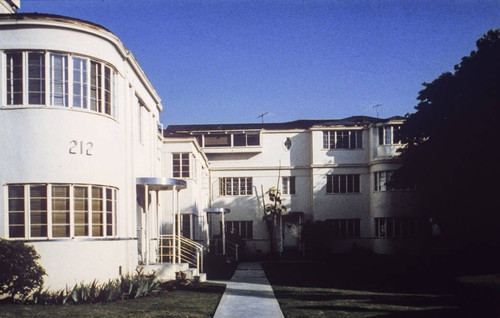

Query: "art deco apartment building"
left=0, top=13, right=177, bottom=289
left=165, top=116, right=421, bottom=257
left=0, top=8, right=422, bottom=291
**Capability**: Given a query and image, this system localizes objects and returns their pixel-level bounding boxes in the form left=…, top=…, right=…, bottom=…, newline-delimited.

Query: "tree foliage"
left=395, top=29, right=500, bottom=251
left=262, top=187, right=288, bottom=255
left=0, top=239, right=46, bottom=301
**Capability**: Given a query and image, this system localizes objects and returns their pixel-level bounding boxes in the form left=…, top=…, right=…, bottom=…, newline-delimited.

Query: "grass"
left=263, top=255, right=465, bottom=318
left=0, top=282, right=225, bottom=318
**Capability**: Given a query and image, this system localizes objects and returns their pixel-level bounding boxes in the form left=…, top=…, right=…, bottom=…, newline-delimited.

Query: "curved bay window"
left=4, top=51, right=116, bottom=117
left=7, top=184, right=117, bottom=240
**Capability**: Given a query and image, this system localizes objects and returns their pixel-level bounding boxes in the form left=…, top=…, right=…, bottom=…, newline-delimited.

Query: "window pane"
left=339, top=175, right=346, bottom=193
left=28, top=53, right=45, bottom=105
left=385, top=126, right=392, bottom=145
left=74, top=186, right=89, bottom=236
left=289, top=177, right=296, bottom=194
left=204, top=134, right=230, bottom=147
left=246, top=133, right=260, bottom=146
left=72, top=57, right=87, bottom=108
left=104, top=66, right=112, bottom=115
left=51, top=54, right=68, bottom=107
left=6, top=53, right=23, bottom=105
left=233, top=134, right=246, bottom=146
left=52, top=185, right=70, bottom=237
left=181, top=153, right=189, bottom=178
left=92, top=186, right=104, bottom=237
left=246, top=178, right=252, bottom=195
left=90, top=61, right=101, bottom=112
left=323, top=131, right=329, bottom=149
left=30, top=185, right=47, bottom=237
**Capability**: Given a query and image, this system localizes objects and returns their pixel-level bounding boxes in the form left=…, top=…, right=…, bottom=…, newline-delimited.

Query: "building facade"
left=0, top=13, right=167, bottom=289
left=1, top=10, right=422, bottom=291
left=165, top=116, right=422, bottom=257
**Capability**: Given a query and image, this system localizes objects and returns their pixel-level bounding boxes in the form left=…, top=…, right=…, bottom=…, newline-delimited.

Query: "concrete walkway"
left=213, top=262, right=285, bottom=318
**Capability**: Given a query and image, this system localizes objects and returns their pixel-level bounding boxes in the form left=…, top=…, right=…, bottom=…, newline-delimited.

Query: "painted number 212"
left=69, top=140, right=94, bottom=156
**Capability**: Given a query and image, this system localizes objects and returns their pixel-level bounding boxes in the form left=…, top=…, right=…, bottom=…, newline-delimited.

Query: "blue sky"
left=19, top=0, right=499, bottom=125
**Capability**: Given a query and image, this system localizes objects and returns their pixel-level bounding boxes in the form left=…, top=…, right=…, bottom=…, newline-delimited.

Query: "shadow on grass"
left=262, top=255, right=468, bottom=318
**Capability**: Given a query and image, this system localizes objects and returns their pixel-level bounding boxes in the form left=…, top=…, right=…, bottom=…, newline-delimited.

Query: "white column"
left=145, top=185, right=149, bottom=265
left=172, top=187, right=176, bottom=264
left=222, top=211, right=226, bottom=255
left=177, top=189, right=181, bottom=263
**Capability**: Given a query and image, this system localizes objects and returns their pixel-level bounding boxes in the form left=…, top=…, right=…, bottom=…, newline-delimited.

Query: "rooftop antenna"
left=257, top=112, right=269, bottom=124
left=372, top=104, right=382, bottom=118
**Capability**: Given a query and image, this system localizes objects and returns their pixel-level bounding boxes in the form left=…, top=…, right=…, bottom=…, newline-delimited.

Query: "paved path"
left=213, top=262, right=285, bottom=318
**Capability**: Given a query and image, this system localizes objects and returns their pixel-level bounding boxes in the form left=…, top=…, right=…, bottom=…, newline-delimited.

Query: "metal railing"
left=211, top=238, right=239, bottom=261
left=158, top=235, right=204, bottom=273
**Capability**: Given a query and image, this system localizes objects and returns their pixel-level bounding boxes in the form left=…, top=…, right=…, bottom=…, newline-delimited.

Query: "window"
left=204, top=134, right=230, bottom=147
left=326, top=174, right=360, bottom=194
left=374, top=171, right=414, bottom=191
left=378, top=125, right=402, bottom=145
left=282, top=176, right=296, bottom=195
left=175, top=214, right=194, bottom=239
left=219, top=177, right=253, bottom=196
left=3, top=51, right=115, bottom=117
left=323, top=130, right=362, bottom=149
left=200, top=132, right=260, bottom=147
left=222, top=221, right=253, bottom=239
left=173, top=153, right=190, bottom=178
left=234, top=133, right=260, bottom=146
left=328, top=219, right=361, bottom=238
left=375, top=217, right=428, bottom=238
left=7, top=184, right=117, bottom=239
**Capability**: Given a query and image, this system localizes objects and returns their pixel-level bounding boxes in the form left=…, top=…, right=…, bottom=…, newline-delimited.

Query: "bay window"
left=3, top=51, right=115, bottom=117
left=7, top=184, right=117, bottom=239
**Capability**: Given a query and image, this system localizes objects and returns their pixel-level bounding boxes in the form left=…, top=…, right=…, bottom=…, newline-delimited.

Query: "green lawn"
left=263, top=257, right=464, bottom=318
left=0, top=282, right=225, bottom=318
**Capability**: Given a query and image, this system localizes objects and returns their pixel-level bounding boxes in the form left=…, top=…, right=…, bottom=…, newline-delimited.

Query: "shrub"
left=30, top=269, right=160, bottom=305
left=161, top=271, right=191, bottom=291
left=0, top=239, right=46, bottom=301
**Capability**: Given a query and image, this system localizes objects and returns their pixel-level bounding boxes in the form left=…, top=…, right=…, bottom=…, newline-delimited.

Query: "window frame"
left=222, top=220, right=253, bottom=239
left=326, top=174, right=360, bottom=194
left=328, top=218, right=361, bottom=238
left=282, top=176, right=296, bottom=195
left=173, top=153, right=190, bottom=178
left=219, top=177, right=253, bottom=196
left=378, top=125, right=402, bottom=145
left=322, top=130, right=363, bottom=150
left=3, top=51, right=116, bottom=118
left=6, top=183, right=117, bottom=240
left=374, top=217, right=428, bottom=238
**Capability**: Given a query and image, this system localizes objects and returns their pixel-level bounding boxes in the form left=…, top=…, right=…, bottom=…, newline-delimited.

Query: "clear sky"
left=18, top=0, right=500, bottom=126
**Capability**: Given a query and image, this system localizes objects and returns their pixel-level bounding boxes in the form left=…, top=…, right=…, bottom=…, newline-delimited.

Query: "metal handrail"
left=158, top=235, right=204, bottom=273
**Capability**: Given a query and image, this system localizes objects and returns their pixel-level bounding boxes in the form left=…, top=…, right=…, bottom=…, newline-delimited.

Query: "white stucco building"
left=0, top=12, right=185, bottom=289
left=1, top=6, right=423, bottom=291
left=165, top=116, right=422, bottom=257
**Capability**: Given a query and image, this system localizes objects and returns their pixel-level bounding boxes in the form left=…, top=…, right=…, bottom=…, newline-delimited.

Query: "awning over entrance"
left=205, top=208, right=230, bottom=255
left=136, top=177, right=187, bottom=265
left=136, top=177, right=187, bottom=190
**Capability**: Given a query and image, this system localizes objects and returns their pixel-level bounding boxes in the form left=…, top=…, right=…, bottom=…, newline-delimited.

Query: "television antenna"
left=371, top=104, right=382, bottom=118
left=257, top=112, right=269, bottom=123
